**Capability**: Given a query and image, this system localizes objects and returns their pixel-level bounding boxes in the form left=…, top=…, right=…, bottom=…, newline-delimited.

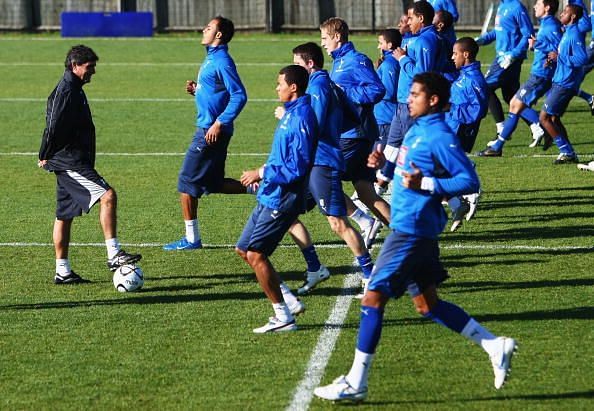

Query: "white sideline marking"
left=0, top=97, right=277, bottom=102
left=1, top=242, right=592, bottom=252
left=286, top=269, right=361, bottom=411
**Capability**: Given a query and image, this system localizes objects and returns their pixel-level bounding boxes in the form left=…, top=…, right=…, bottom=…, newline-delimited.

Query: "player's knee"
left=246, top=249, right=264, bottom=266
left=235, top=247, right=247, bottom=261
left=539, top=111, right=549, bottom=124
left=101, top=188, right=117, bottom=206
left=328, top=216, right=345, bottom=234
left=414, top=303, right=431, bottom=316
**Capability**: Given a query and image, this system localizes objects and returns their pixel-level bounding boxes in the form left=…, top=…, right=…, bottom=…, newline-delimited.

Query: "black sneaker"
left=476, top=147, right=502, bottom=157
left=54, top=270, right=90, bottom=284
left=107, top=249, right=142, bottom=272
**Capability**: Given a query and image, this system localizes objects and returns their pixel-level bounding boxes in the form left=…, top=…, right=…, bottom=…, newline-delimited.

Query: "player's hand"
left=367, top=144, right=386, bottom=169
left=401, top=161, right=423, bottom=190
left=546, top=51, right=558, bottom=63
left=186, top=80, right=197, bottom=96
left=37, top=159, right=47, bottom=168
left=528, top=35, right=536, bottom=50
left=274, top=106, right=286, bottom=120
left=497, top=53, right=514, bottom=69
left=205, top=120, right=222, bottom=145
left=392, top=47, right=407, bottom=60
left=240, top=169, right=261, bottom=186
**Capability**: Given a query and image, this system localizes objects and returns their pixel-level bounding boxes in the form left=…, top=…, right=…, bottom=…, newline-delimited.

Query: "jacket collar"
left=284, top=94, right=311, bottom=110
left=331, top=41, right=355, bottom=60
left=205, top=44, right=228, bottom=54
left=63, top=70, right=84, bottom=88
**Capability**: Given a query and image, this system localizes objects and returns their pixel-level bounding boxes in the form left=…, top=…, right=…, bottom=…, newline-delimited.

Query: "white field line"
left=0, top=62, right=285, bottom=66
left=3, top=152, right=583, bottom=159
left=1, top=242, right=592, bottom=251
left=286, top=267, right=361, bottom=411
left=0, top=97, right=277, bottom=102
left=0, top=152, right=268, bottom=157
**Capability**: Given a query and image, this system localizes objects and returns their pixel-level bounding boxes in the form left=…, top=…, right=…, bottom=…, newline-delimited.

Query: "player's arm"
left=342, top=57, right=386, bottom=105
left=509, top=9, right=535, bottom=59
left=38, top=90, right=72, bottom=162
left=566, top=35, right=589, bottom=67
left=206, top=62, right=248, bottom=144
left=265, top=118, right=316, bottom=185
left=449, top=83, right=485, bottom=125
left=429, top=135, right=480, bottom=196
left=475, top=30, right=496, bottom=46
left=378, top=62, right=397, bottom=103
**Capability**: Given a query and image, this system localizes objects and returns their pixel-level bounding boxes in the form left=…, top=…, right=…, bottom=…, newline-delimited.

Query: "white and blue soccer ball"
left=113, top=264, right=144, bottom=292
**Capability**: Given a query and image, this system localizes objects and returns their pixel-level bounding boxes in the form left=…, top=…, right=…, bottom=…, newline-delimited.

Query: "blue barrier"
left=61, top=12, right=153, bottom=37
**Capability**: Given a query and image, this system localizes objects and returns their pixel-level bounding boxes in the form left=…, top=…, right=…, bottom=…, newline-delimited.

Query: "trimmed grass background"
left=1, top=32, right=593, bottom=410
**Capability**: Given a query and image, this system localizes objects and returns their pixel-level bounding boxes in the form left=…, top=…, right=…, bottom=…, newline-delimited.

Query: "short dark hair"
left=64, top=45, right=98, bottom=70
left=213, top=16, right=235, bottom=44
left=413, top=1, right=435, bottom=26
left=279, top=65, right=309, bottom=94
left=292, top=42, right=324, bottom=69
left=566, top=4, right=583, bottom=20
left=412, top=72, right=450, bottom=112
left=543, top=0, right=559, bottom=15
left=320, top=17, right=349, bottom=42
left=455, top=37, right=479, bottom=60
left=435, top=10, right=454, bottom=31
left=379, top=28, right=402, bottom=50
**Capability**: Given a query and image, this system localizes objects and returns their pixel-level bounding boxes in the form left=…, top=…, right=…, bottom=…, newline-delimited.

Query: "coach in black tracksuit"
left=38, top=44, right=141, bottom=285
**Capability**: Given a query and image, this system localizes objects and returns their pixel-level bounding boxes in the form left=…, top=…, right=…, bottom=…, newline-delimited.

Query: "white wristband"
left=258, top=165, right=265, bottom=179
left=420, top=177, right=435, bottom=193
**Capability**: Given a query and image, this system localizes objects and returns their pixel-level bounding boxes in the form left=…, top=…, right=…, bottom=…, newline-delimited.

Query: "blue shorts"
left=177, top=128, right=232, bottom=198
left=340, top=138, right=375, bottom=182
left=236, top=203, right=300, bottom=256
left=542, top=84, right=576, bottom=116
left=308, top=166, right=347, bottom=217
left=55, top=169, right=110, bottom=220
left=456, top=121, right=481, bottom=153
left=368, top=230, right=449, bottom=299
left=386, top=102, right=413, bottom=148
left=485, top=58, right=523, bottom=101
left=515, top=74, right=552, bottom=107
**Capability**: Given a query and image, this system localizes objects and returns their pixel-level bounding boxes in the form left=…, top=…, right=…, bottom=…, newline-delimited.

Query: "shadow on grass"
left=440, top=278, right=594, bottom=293
left=447, top=225, right=594, bottom=242
left=360, top=389, right=594, bottom=406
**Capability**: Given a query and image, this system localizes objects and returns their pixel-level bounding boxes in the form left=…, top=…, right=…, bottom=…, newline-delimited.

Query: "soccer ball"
left=113, top=264, right=144, bottom=292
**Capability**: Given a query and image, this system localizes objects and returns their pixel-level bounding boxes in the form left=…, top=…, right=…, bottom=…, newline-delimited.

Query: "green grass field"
left=1, top=32, right=594, bottom=410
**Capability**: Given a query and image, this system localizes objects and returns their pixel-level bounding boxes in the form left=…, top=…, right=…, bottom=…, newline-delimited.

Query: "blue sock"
left=553, top=136, right=574, bottom=154
left=301, top=245, right=321, bottom=272
left=424, top=299, right=471, bottom=333
left=499, top=112, right=519, bottom=141
left=519, top=107, right=539, bottom=124
left=381, top=161, right=395, bottom=180
left=491, top=137, right=505, bottom=151
left=578, top=90, right=592, bottom=102
left=356, top=305, right=384, bottom=354
left=357, top=253, right=373, bottom=279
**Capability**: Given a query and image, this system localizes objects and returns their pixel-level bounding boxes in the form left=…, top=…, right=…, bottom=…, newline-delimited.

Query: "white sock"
left=272, top=302, right=293, bottom=323
left=56, top=259, right=71, bottom=275
left=105, top=238, right=120, bottom=259
left=346, top=349, right=374, bottom=390
left=350, top=209, right=373, bottom=231
left=496, top=122, right=504, bottom=135
left=461, top=318, right=499, bottom=356
left=279, top=282, right=299, bottom=306
left=184, top=219, right=200, bottom=243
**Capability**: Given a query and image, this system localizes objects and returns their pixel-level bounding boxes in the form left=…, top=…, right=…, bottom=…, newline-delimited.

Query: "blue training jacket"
left=306, top=70, right=345, bottom=171
left=552, top=23, right=589, bottom=91
left=397, top=25, right=441, bottom=103
left=477, top=0, right=534, bottom=60
left=429, top=0, right=459, bottom=21
left=374, top=50, right=400, bottom=126
left=195, top=45, right=247, bottom=133
left=446, top=61, right=489, bottom=133
left=257, top=95, right=317, bottom=212
left=531, top=15, right=563, bottom=80
left=391, top=113, right=480, bottom=239
left=330, top=42, right=385, bottom=141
